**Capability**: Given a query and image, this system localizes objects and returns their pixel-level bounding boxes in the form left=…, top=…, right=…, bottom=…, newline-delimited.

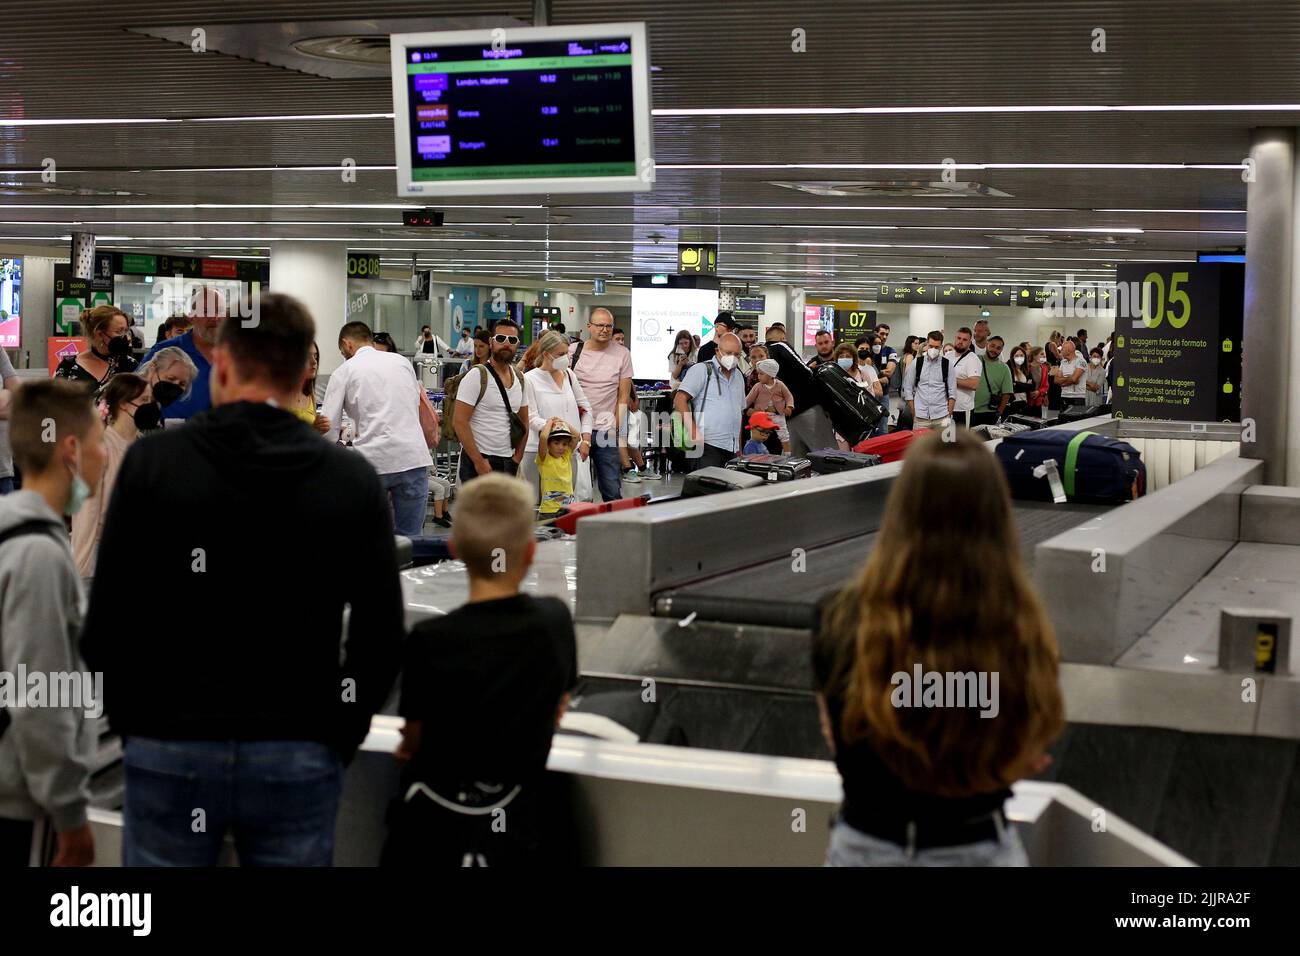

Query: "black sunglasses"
left=493, top=334, right=519, bottom=345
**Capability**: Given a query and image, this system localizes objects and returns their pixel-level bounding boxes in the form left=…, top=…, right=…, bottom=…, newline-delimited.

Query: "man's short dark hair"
left=714, top=311, right=736, bottom=330
left=1077, top=329, right=1088, bottom=338
left=491, top=317, right=519, bottom=335
left=815, top=329, right=833, bottom=338
left=956, top=326, right=973, bottom=337
left=989, top=335, right=1004, bottom=346
left=875, top=323, right=890, bottom=333
left=10, top=379, right=97, bottom=474
left=552, top=322, right=565, bottom=334
left=614, top=327, right=625, bottom=336
left=927, top=330, right=944, bottom=343
left=221, top=293, right=316, bottom=394
left=339, top=321, right=372, bottom=345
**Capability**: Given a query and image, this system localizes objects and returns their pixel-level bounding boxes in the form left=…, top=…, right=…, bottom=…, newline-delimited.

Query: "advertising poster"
left=0, top=258, right=21, bottom=349
left=48, top=337, right=86, bottom=374
left=450, top=286, right=479, bottom=335
left=631, top=285, right=719, bottom=380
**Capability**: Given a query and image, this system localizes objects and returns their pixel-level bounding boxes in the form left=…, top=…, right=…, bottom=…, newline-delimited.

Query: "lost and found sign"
left=1111, top=263, right=1243, bottom=422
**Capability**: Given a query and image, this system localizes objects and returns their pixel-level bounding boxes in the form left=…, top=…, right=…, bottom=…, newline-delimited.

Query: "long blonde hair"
left=819, top=431, right=1064, bottom=796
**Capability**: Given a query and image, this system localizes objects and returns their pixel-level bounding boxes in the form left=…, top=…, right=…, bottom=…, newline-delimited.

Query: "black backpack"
left=912, top=354, right=951, bottom=398
left=0, top=520, right=63, bottom=741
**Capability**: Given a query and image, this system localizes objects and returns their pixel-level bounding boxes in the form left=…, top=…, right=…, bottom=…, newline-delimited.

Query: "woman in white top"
left=522, top=330, right=594, bottom=504
left=71, top=373, right=150, bottom=583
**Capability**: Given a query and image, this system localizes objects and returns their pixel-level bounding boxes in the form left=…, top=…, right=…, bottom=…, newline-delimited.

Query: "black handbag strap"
left=485, top=363, right=521, bottom=433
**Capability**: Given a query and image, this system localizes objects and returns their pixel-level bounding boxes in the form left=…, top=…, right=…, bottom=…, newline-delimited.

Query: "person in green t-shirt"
left=972, top=336, right=1014, bottom=426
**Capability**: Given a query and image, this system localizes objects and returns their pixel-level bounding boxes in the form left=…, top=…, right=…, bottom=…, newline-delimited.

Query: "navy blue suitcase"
left=994, top=429, right=1145, bottom=504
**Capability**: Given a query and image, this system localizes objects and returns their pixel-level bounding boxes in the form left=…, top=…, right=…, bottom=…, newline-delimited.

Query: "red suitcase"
left=852, top=428, right=928, bottom=463
left=551, top=494, right=651, bottom=534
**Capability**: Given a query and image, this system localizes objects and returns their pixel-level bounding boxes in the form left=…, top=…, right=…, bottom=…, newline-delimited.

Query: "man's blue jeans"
left=379, top=465, right=429, bottom=537
left=590, top=429, right=624, bottom=502
left=123, top=738, right=343, bottom=867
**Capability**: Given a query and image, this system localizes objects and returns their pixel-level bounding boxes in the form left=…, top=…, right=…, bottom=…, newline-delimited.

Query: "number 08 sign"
left=1112, top=263, right=1243, bottom=423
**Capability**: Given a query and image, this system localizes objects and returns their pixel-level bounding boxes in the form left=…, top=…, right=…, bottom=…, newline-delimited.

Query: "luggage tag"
left=1030, top=456, right=1068, bottom=503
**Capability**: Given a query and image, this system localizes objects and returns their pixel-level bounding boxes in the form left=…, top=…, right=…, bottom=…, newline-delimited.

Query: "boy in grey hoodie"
left=0, top=379, right=106, bottom=866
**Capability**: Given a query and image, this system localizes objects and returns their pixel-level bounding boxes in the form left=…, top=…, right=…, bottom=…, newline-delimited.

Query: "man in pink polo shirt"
left=569, top=307, right=634, bottom=502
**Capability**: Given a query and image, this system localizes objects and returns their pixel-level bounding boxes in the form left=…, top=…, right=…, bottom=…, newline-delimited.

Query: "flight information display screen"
left=391, top=23, right=653, bottom=197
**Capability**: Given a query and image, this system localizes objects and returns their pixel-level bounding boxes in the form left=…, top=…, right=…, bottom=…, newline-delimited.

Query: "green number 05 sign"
left=1140, top=270, right=1191, bottom=329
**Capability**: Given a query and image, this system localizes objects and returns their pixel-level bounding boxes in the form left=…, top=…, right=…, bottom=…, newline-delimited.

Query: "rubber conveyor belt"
left=654, top=500, right=1111, bottom=628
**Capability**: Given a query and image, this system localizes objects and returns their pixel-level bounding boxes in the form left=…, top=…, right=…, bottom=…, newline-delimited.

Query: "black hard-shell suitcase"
left=681, top=466, right=766, bottom=498
left=806, top=449, right=883, bottom=473
left=812, top=362, right=884, bottom=446
left=1058, top=403, right=1111, bottom=422
left=1003, top=413, right=1046, bottom=430
left=725, top=454, right=813, bottom=481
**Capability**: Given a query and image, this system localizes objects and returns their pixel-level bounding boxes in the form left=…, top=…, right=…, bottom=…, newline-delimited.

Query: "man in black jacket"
left=82, top=293, right=404, bottom=867
left=764, top=323, right=837, bottom=455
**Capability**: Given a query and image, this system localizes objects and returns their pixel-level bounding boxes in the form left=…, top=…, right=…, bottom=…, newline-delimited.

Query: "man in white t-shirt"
left=972, top=319, right=991, bottom=357
left=1055, top=337, right=1089, bottom=409
left=454, top=317, right=530, bottom=486
left=950, top=327, right=985, bottom=428
left=321, top=322, right=433, bottom=536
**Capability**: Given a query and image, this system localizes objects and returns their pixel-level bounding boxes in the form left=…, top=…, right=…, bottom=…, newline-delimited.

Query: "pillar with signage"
left=1111, top=263, right=1244, bottom=422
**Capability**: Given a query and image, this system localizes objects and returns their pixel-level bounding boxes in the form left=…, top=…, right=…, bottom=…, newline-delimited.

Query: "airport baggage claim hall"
left=0, top=0, right=1297, bottom=937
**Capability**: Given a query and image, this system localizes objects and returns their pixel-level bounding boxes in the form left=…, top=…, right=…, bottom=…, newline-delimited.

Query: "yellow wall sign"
left=677, top=244, right=717, bottom=274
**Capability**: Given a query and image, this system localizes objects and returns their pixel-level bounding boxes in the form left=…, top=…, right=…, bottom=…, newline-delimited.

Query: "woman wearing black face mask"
left=71, top=374, right=148, bottom=582
left=56, top=305, right=139, bottom=388
left=131, top=347, right=196, bottom=433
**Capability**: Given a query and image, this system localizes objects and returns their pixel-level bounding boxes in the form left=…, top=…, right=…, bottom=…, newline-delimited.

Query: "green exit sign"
left=121, top=254, right=158, bottom=275
left=346, top=253, right=383, bottom=278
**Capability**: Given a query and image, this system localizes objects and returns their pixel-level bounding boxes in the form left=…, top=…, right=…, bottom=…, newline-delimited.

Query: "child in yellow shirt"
left=537, top=419, right=577, bottom=516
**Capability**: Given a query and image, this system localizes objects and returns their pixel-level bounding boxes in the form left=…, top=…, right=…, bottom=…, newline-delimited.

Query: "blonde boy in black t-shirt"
left=384, top=473, right=578, bottom=867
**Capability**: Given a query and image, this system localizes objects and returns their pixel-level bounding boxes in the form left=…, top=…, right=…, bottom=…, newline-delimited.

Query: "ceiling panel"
left=0, top=0, right=1279, bottom=291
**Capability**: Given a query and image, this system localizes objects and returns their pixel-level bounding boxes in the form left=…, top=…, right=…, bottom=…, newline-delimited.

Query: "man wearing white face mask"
left=901, top=330, right=956, bottom=429
left=674, top=331, right=747, bottom=470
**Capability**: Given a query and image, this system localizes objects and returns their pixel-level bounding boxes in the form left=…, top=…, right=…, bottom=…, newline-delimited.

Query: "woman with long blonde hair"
left=814, top=431, right=1063, bottom=866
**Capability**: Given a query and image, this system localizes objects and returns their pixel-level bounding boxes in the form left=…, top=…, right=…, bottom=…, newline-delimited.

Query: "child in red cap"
left=744, top=412, right=779, bottom=455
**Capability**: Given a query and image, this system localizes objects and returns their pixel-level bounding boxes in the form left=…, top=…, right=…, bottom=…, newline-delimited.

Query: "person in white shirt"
left=950, top=326, right=985, bottom=428
left=451, top=328, right=474, bottom=356
left=1055, top=337, right=1089, bottom=409
left=972, top=319, right=991, bottom=357
left=413, top=326, right=454, bottom=356
left=453, top=318, right=530, bottom=486
left=321, top=322, right=434, bottom=537
left=522, top=330, right=593, bottom=504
